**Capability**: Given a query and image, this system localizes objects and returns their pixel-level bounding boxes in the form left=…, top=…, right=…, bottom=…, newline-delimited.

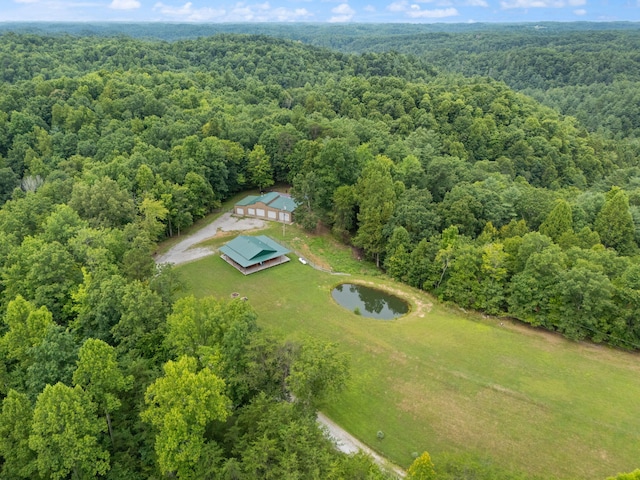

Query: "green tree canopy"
left=29, top=383, right=109, bottom=480
left=1, top=295, right=52, bottom=365
left=247, top=144, right=274, bottom=192
left=595, top=187, right=637, bottom=255
left=287, top=339, right=349, bottom=410
left=73, top=338, right=133, bottom=443
left=539, top=199, right=573, bottom=243
left=0, top=390, right=38, bottom=479
left=407, top=451, right=437, bottom=480
left=141, top=355, right=229, bottom=478
left=353, top=155, right=398, bottom=267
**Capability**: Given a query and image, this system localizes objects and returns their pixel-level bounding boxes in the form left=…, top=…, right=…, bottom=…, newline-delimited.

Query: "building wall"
left=234, top=201, right=293, bottom=223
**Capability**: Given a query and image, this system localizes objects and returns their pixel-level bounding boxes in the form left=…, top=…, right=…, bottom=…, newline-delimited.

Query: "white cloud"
left=573, top=8, right=586, bottom=15
left=364, top=4, right=376, bottom=11
left=500, top=0, right=584, bottom=7
left=388, top=0, right=458, bottom=17
left=332, top=3, right=354, bottom=13
left=463, top=0, right=488, bottom=6
left=413, top=0, right=454, bottom=5
left=270, top=6, right=312, bottom=21
left=153, top=2, right=226, bottom=20
left=329, top=2, right=355, bottom=21
left=153, top=1, right=311, bottom=21
left=501, top=1, right=559, bottom=7
left=231, top=4, right=256, bottom=19
left=388, top=0, right=409, bottom=11
left=109, top=0, right=140, bottom=9
left=407, top=6, right=458, bottom=17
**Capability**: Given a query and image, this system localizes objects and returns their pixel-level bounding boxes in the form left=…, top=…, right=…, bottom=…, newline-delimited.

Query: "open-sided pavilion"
left=219, top=235, right=291, bottom=275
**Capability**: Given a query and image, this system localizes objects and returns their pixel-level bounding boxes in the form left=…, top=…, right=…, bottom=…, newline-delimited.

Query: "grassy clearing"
left=177, top=226, right=640, bottom=480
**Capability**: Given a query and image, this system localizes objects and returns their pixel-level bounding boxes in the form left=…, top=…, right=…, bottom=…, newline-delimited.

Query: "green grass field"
left=175, top=222, right=640, bottom=480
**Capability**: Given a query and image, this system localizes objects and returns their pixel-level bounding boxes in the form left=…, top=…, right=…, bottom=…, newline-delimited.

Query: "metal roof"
left=268, top=195, right=297, bottom=212
left=219, top=235, right=290, bottom=268
left=235, top=192, right=279, bottom=207
left=235, top=192, right=298, bottom=211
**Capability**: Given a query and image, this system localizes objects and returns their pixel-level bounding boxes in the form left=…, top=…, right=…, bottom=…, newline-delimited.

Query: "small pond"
left=331, top=283, right=409, bottom=320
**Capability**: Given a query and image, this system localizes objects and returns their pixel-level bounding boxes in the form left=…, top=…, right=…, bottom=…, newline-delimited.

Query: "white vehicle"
left=298, top=257, right=307, bottom=265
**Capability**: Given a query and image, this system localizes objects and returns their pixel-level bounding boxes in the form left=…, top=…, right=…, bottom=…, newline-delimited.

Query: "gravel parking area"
left=155, top=212, right=267, bottom=266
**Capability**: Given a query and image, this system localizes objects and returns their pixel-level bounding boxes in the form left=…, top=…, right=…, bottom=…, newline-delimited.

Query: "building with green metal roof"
left=234, top=192, right=297, bottom=224
left=219, top=235, right=291, bottom=275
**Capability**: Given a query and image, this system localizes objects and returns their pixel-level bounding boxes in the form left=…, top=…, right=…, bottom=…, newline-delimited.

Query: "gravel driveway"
left=317, top=412, right=406, bottom=477
left=155, top=212, right=267, bottom=266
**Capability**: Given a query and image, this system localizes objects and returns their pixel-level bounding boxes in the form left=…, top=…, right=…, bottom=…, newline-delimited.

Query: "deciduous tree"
left=30, top=383, right=109, bottom=480
left=141, top=355, right=229, bottom=478
left=1, top=295, right=52, bottom=365
left=287, top=339, right=349, bottom=410
left=407, top=451, right=436, bottom=480
left=25, top=324, right=79, bottom=400
left=73, top=338, right=133, bottom=444
left=0, top=390, right=38, bottom=479
left=353, top=155, right=398, bottom=267
left=247, top=144, right=274, bottom=192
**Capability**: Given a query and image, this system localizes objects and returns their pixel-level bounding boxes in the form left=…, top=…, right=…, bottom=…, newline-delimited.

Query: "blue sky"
left=2, top=0, right=639, bottom=23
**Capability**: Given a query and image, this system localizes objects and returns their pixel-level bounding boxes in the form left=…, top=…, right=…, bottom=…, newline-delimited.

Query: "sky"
left=1, top=0, right=639, bottom=23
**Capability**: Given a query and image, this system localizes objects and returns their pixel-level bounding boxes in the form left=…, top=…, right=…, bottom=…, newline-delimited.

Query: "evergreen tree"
left=595, top=187, right=637, bottom=255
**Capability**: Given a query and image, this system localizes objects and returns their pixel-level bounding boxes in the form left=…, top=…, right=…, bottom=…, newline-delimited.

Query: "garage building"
left=233, top=192, right=297, bottom=223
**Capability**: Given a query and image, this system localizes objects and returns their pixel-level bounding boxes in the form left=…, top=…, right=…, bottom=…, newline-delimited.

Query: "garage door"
left=279, top=212, right=290, bottom=222
left=236, top=207, right=244, bottom=215
left=248, top=208, right=255, bottom=215
left=267, top=211, right=277, bottom=219
left=256, top=208, right=265, bottom=217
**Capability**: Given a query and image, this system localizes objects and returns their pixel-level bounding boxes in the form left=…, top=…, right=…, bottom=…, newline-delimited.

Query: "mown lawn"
left=176, top=222, right=640, bottom=480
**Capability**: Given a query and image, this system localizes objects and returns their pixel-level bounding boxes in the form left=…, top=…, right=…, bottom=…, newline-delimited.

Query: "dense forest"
left=4, top=22, right=640, bottom=140
left=0, top=25, right=639, bottom=479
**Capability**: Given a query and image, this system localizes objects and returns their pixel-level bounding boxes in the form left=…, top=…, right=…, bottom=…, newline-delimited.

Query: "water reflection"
left=332, top=283, right=409, bottom=320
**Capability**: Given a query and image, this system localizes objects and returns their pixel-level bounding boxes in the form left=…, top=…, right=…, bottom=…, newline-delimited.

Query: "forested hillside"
left=339, top=26, right=640, bottom=141
left=277, top=23, right=640, bottom=141
left=4, top=22, right=640, bottom=139
left=0, top=29, right=639, bottom=479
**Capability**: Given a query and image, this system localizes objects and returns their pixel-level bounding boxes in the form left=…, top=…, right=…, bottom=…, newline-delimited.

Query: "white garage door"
left=279, top=212, right=290, bottom=222
left=267, top=210, right=277, bottom=219
left=236, top=207, right=244, bottom=215
left=248, top=208, right=255, bottom=215
left=256, top=208, right=265, bottom=217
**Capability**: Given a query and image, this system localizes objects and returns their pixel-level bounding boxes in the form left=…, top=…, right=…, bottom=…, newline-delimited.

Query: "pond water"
left=331, top=283, right=409, bottom=320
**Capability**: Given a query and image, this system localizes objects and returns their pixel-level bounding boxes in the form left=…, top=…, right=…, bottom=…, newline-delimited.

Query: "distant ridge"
left=1, top=21, right=639, bottom=42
